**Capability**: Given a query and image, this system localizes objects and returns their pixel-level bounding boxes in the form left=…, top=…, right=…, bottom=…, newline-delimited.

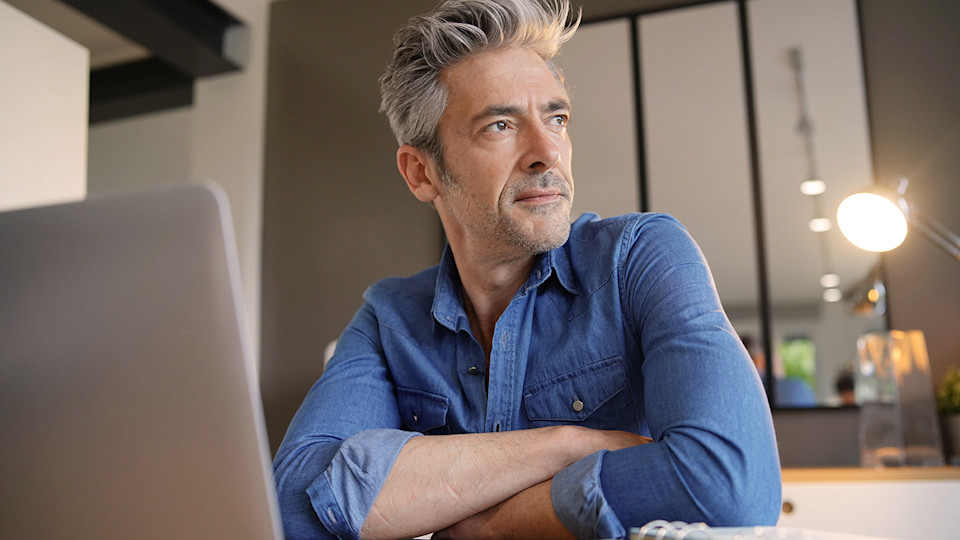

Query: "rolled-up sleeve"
left=551, top=450, right=624, bottom=540
left=272, top=304, right=419, bottom=539
left=305, top=429, right=420, bottom=539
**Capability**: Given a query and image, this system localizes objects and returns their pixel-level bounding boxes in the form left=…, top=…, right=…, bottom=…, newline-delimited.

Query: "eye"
left=484, top=120, right=509, bottom=132
left=548, top=114, right=569, bottom=127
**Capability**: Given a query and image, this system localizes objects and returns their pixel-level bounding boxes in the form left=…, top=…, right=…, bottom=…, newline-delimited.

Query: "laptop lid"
left=0, top=182, right=282, bottom=539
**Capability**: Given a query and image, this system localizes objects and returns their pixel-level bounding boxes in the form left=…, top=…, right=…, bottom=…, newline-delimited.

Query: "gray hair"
left=379, top=0, right=580, bottom=162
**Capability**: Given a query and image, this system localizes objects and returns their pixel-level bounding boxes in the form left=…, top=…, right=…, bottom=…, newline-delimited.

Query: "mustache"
left=508, top=171, right=571, bottom=198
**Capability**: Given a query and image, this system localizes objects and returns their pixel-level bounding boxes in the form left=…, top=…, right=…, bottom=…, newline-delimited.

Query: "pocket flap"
left=523, top=358, right=628, bottom=422
left=396, top=386, right=449, bottom=433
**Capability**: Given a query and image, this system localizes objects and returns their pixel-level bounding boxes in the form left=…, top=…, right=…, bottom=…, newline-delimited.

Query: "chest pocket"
left=396, top=386, right=450, bottom=434
left=523, top=357, right=636, bottom=430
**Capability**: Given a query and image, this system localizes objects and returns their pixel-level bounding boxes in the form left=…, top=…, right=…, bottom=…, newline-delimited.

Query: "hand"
left=599, top=430, right=653, bottom=449
left=569, top=426, right=653, bottom=454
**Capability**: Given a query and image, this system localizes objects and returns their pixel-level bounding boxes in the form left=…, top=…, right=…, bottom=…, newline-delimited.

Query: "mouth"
left=515, top=189, right=564, bottom=205
left=511, top=172, right=571, bottom=205
left=502, top=171, right=573, bottom=216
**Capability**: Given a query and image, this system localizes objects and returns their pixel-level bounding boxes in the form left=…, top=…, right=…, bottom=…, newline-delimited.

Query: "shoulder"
left=551, top=213, right=692, bottom=299
left=351, top=264, right=443, bottom=345
left=569, top=211, right=685, bottom=238
left=563, top=213, right=711, bottom=306
left=363, top=265, right=438, bottom=313
left=567, top=212, right=697, bottom=261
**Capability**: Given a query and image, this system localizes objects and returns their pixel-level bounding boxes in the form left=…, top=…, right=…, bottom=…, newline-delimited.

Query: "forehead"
left=439, top=47, right=567, bottom=123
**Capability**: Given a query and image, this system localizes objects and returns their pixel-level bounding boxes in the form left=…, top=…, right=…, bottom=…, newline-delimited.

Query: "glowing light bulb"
left=823, top=288, right=842, bottom=302
left=820, top=273, right=840, bottom=288
left=809, top=218, right=832, bottom=232
left=800, top=179, right=826, bottom=195
left=837, top=193, right=908, bottom=252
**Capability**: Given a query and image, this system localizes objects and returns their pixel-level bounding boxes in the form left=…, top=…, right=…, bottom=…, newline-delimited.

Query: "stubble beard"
left=500, top=171, right=572, bottom=253
left=438, top=166, right=573, bottom=257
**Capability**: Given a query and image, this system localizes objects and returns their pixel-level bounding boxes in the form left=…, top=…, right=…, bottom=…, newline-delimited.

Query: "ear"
left=397, top=145, right=440, bottom=203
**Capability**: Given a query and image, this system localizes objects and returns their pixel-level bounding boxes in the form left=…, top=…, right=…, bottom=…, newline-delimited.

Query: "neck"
left=453, top=248, right=536, bottom=361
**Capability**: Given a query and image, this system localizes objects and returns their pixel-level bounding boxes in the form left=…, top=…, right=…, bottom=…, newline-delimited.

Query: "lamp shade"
left=837, top=192, right=908, bottom=252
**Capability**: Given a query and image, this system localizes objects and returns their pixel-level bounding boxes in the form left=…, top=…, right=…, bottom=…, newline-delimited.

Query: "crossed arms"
left=360, top=426, right=650, bottom=539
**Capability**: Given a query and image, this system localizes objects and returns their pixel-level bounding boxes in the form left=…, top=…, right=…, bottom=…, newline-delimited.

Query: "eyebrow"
left=471, top=99, right=571, bottom=124
left=543, top=99, right=571, bottom=113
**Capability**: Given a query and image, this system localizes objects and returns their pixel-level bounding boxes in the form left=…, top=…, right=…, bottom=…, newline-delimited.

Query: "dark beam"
left=89, top=59, right=193, bottom=124
left=60, top=0, right=244, bottom=78
left=58, top=0, right=247, bottom=122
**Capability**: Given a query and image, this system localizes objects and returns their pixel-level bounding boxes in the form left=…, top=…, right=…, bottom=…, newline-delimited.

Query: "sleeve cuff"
left=306, top=429, right=421, bottom=539
left=551, top=450, right=626, bottom=540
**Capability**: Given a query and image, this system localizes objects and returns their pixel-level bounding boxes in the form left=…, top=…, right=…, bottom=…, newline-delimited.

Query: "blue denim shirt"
left=273, top=213, right=781, bottom=539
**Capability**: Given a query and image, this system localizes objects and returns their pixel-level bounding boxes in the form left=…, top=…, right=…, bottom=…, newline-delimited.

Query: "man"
left=273, top=1, right=781, bottom=538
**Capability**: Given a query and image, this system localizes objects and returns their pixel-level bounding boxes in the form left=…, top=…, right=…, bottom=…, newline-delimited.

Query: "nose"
left=521, top=123, right=562, bottom=173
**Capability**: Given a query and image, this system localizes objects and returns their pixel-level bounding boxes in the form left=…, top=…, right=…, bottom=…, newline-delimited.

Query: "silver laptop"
left=0, top=183, right=283, bottom=539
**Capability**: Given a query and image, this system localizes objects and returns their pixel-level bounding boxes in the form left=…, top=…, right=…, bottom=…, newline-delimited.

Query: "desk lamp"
left=837, top=177, right=960, bottom=262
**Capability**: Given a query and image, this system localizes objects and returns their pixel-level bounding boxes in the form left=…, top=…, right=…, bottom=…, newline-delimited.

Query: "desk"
left=779, top=467, right=960, bottom=539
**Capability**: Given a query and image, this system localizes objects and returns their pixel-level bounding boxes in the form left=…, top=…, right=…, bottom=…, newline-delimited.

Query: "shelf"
left=783, top=466, right=960, bottom=482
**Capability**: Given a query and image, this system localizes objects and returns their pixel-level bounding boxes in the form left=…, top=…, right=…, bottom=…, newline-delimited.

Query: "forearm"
left=360, top=426, right=572, bottom=539
left=360, top=426, right=646, bottom=539
left=434, top=480, right=574, bottom=540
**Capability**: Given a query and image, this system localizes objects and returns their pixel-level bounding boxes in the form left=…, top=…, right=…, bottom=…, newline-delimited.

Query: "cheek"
left=446, top=149, right=519, bottom=207
left=561, top=138, right=573, bottom=167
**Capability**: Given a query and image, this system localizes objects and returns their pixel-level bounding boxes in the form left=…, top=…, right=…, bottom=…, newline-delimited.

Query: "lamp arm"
left=905, top=202, right=960, bottom=262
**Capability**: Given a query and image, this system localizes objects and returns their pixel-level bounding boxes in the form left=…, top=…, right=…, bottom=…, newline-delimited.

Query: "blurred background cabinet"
left=780, top=468, right=960, bottom=539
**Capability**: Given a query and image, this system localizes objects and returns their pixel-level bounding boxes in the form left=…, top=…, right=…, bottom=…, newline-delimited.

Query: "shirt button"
left=413, top=414, right=419, bottom=424
left=468, top=366, right=480, bottom=375
left=572, top=399, right=584, bottom=412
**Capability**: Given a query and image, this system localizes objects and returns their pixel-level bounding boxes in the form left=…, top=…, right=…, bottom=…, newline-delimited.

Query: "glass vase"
left=855, top=330, right=945, bottom=467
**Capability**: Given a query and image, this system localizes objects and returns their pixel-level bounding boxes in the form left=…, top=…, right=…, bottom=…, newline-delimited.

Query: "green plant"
left=780, top=337, right=815, bottom=390
left=937, top=366, right=960, bottom=415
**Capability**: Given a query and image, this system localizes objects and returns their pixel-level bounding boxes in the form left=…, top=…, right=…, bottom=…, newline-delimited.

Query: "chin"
left=526, top=218, right=571, bottom=254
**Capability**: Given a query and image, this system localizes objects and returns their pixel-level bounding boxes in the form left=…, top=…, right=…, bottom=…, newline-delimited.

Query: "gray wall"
left=259, top=1, right=442, bottom=451
left=861, top=0, right=960, bottom=384
left=260, top=0, right=960, bottom=464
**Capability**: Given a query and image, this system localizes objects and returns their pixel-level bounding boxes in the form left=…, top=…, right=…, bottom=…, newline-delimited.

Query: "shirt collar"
left=432, top=247, right=469, bottom=332
left=540, top=245, right=578, bottom=295
left=432, top=240, right=579, bottom=332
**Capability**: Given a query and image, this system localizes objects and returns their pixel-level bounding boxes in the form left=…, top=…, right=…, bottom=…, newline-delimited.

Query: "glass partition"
left=749, top=0, right=885, bottom=407
left=639, top=2, right=763, bottom=361
left=558, top=0, right=886, bottom=408
left=557, top=18, right=640, bottom=218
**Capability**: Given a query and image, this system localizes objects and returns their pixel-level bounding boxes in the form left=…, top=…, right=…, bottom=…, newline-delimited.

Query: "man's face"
left=433, top=46, right=574, bottom=261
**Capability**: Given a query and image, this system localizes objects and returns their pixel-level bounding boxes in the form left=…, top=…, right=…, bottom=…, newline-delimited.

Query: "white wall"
left=0, top=1, right=87, bottom=212
left=86, top=0, right=270, bottom=361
